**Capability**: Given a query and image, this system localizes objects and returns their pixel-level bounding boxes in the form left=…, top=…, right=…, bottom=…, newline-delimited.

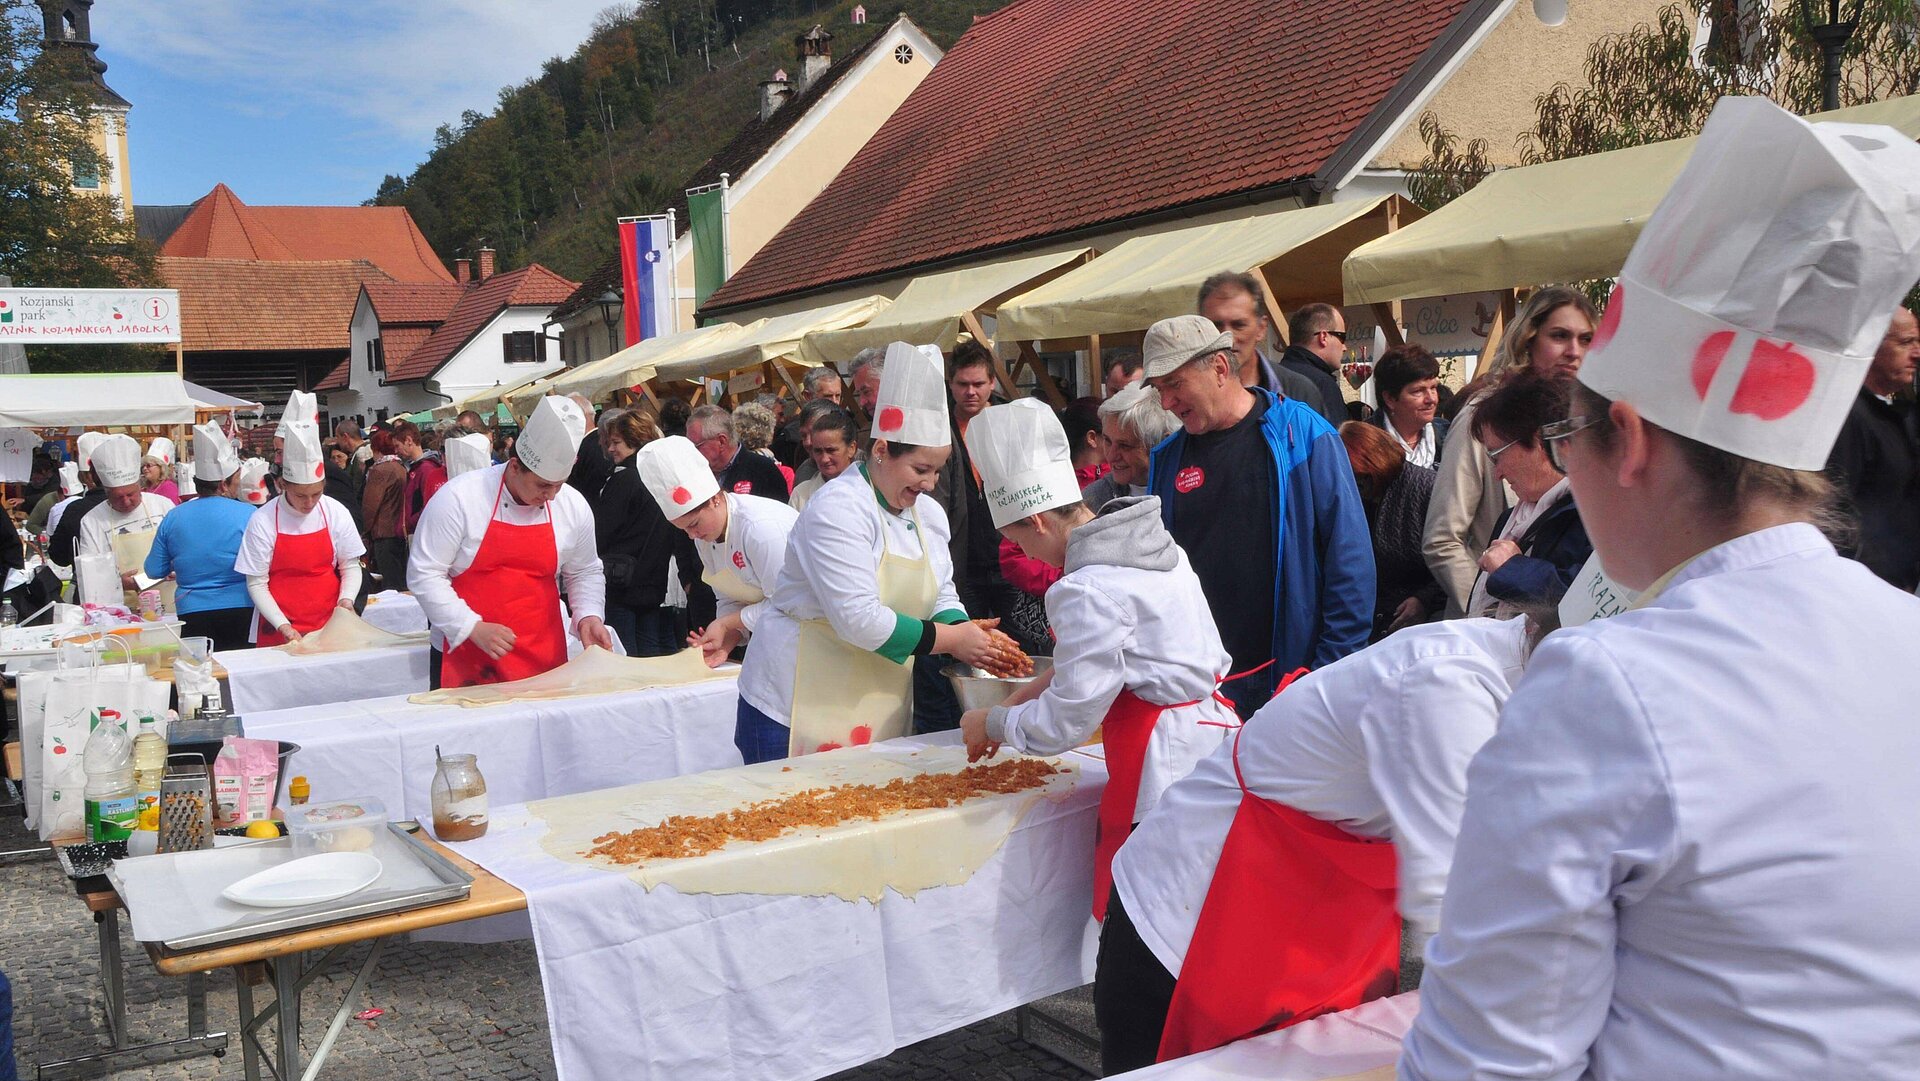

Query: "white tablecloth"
left=454, top=735, right=1106, bottom=1081
left=243, top=673, right=743, bottom=822
left=1109, top=992, right=1421, bottom=1080
left=359, top=590, right=427, bottom=634
left=217, top=642, right=430, bottom=714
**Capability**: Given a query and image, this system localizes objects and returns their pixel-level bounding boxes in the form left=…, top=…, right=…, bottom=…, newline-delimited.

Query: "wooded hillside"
left=371, top=0, right=985, bottom=281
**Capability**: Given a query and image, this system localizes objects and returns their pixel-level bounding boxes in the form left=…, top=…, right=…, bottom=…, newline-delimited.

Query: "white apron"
left=786, top=504, right=938, bottom=756
left=108, top=514, right=174, bottom=612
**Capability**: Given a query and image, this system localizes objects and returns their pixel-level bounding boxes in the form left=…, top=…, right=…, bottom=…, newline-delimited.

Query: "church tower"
left=38, top=0, right=132, bottom=216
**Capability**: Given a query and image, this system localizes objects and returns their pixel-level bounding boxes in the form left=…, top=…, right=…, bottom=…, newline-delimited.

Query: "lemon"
left=244, top=820, right=281, bottom=839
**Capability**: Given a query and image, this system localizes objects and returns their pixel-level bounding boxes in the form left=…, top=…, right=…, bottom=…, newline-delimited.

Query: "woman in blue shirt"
left=145, top=423, right=256, bottom=650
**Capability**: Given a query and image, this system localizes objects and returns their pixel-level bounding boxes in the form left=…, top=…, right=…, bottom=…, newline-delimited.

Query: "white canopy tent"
left=0, top=373, right=198, bottom=427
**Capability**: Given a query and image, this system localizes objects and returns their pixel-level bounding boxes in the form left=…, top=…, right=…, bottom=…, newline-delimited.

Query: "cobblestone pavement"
left=1, top=811, right=1098, bottom=1080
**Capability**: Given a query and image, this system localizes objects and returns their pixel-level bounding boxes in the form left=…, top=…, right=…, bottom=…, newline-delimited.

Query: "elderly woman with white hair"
left=1084, top=384, right=1182, bottom=513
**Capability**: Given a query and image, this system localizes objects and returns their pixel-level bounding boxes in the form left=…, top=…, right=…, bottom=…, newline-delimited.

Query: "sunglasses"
left=1539, top=414, right=1602, bottom=472
left=1322, top=329, right=1349, bottom=343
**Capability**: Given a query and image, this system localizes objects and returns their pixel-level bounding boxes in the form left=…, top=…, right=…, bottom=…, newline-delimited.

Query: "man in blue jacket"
left=1142, top=314, right=1374, bottom=718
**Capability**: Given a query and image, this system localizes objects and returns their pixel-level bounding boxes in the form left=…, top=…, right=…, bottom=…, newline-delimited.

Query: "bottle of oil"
left=131, top=713, right=168, bottom=819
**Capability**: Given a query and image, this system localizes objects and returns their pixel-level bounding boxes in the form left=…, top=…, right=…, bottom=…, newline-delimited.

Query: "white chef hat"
left=871, top=341, right=950, bottom=448
left=147, top=436, right=176, bottom=465
left=90, top=434, right=142, bottom=487
left=280, top=422, right=326, bottom=485
left=237, top=458, right=271, bottom=505
left=635, top=435, right=721, bottom=519
left=1580, top=96, right=1920, bottom=470
left=275, top=391, right=318, bottom=437
left=192, top=422, right=240, bottom=483
left=58, top=461, right=81, bottom=496
left=444, top=432, right=492, bottom=478
left=516, top=396, right=586, bottom=482
left=965, top=399, right=1083, bottom=528
left=75, top=431, right=106, bottom=471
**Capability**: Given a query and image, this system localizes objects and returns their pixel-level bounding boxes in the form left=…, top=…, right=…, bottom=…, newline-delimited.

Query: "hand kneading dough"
left=408, top=645, right=730, bottom=707
left=531, top=743, right=1080, bottom=902
left=279, top=608, right=427, bottom=656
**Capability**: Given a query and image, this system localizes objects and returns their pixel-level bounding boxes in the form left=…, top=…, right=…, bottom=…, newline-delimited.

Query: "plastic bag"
left=73, top=551, right=122, bottom=608
left=38, top=662, right=170, bottom=840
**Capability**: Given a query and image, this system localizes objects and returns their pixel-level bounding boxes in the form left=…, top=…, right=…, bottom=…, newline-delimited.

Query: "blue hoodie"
left=1148, top=387, right=1375, bottom=696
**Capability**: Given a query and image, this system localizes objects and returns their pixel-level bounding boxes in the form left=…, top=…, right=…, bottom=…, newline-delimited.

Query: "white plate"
left=220, top=852, right=383, bottom=909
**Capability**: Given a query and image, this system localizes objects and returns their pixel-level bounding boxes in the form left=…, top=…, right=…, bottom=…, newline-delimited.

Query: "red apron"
left=439, top=475, right=567, bottom=689
left=1154, top=721, right=1401, bottom=1062
left=1091, top=688, right=1170, bottom=921
left=254, top=500, right=339, bottom=647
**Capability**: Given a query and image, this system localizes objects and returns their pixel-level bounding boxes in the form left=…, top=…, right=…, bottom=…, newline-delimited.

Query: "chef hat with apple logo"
left=634, top=435, right=721, bottom=519
left=1579, top=96, right=1920, bottom=471
left=871, top=341, right=950, bottom=448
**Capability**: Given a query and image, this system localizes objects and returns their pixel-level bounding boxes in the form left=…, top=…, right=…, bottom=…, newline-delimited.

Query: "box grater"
left=158, top=753, right=213, bottom=853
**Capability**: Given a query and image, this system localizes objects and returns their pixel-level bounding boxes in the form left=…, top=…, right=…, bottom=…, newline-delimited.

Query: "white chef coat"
left=695, top=492, right=797, bottom=632
left=233, top=495, right=367, bottom=576
left=742, top=467, right=964, bottom=725
left=988, top=550, right=1234, bottom=820
left=1112, top=616, right=1526, bottom=979
left=406, top=462, right=606, bottom=652
left=1402, top=524, right=1920, bottom=1081
left=1465, top=476, right=1571, bottom=619
left=76, top=493, right=174, bottom=558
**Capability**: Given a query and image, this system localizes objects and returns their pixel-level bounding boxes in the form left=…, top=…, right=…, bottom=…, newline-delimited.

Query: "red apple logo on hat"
left=1592, top=284, right=1624, bottom=351
left=878, top=406, right=904, bottom=432
left=1692, top=331, right=1815, bottom=420
left=671, top=486, right=690, bottom=505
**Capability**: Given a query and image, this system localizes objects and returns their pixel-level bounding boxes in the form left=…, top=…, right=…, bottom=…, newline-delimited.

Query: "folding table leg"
left=97, top=910, right=125, bottom=1049
left=274, top=952, right=303, bottom=1081
left=235, top=972, right=262, bottom=1081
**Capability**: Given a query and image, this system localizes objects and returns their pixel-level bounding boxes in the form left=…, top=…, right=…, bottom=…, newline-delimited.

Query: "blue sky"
left=83, top=0, right=613, bottom=207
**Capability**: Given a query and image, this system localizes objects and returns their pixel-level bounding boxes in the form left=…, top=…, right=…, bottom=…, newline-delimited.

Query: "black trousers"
left=369, top=537, right=409, bottom=593
left=181, top=606, right=255, bottom=652
left=1093, top=886, right=1178, bottom=1076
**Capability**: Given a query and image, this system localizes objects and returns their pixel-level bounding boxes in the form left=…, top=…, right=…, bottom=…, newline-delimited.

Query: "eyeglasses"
left=1485, top=437, right=1520, bottom=463
left=1540, top=413, right=1602, bottom=472
left=692, top=432, right=729, bottom=451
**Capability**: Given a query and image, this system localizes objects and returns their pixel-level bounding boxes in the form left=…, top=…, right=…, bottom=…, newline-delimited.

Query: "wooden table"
left=54, top=834, right=527, bottom=1081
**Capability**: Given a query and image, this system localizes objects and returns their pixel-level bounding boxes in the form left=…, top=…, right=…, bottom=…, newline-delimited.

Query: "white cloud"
left=106, top=0, right=616, bottom=141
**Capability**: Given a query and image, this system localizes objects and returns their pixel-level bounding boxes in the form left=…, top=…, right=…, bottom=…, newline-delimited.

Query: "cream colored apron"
left=108, top=515, right=175, bottom=612
left=787, top=503, right=939, bottom=757
left=701, top=561, right=765, bottom=607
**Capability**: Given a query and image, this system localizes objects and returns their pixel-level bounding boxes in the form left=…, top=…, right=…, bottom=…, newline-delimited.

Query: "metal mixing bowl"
left=942, top=656, right=1054, bottom=711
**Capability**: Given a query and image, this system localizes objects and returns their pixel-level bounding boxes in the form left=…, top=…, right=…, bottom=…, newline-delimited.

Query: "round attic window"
left=895, top=44, right=914, bottom=64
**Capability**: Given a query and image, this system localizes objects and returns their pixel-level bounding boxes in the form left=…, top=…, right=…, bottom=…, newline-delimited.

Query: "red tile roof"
left=314, top=357, right=351, bottom=392
left=384, top=265, right=579, bottom=383
left=705, top=0, right=1478, bottom=312
left=162, top=184, right=455, bottom=283
left=159, top=257, right=395, bottom=352
left=365, top=281, right=465, bottom=325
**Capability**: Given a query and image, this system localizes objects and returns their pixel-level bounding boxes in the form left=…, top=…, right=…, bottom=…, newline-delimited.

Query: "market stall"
left=797, top=249, right=1091, bottom=396
left=993, top=196, right=1419, bottom=397
left=430, top=372, right=550, bottom=422
left=1106, top=992, right=1418, bottom=1080
left=510, top=321, right=751, bottom=418
left=647, top=294, right=891, bottom=404
left=243, top=667, right=743, bottom=823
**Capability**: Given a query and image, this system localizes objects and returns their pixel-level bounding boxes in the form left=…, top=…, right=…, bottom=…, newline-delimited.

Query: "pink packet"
left=213, top=737, right=282, bottom=824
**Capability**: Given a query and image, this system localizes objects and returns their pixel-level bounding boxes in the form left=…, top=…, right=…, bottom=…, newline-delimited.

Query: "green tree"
left=0, top=6, right=162, bottom=371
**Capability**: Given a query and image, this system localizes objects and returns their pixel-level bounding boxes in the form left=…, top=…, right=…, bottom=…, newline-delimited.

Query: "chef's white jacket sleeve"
left=736, top=518, right=790, bottom=635
left=1356, top=656, right=1504, bottom=936
left=407, top=486, right=484, bottom=650
left=246, top=573, right=289, bottom=632
left=232, top=506, right=277, bottom=577
left=1400, top=635, right=1677, bottom=1081
left=556, top=497, right=606, bottom=629
left=988, top=577, right=1127, bottom=751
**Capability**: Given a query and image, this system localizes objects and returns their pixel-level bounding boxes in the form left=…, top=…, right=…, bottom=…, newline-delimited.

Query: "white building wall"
left=429, top=306, right=565, bottom=401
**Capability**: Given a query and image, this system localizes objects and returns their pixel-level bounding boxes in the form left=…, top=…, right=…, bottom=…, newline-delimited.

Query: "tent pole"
left=1370, top=303, right=1405, bottom=348
left=961, top=312, right=1019, bottom=399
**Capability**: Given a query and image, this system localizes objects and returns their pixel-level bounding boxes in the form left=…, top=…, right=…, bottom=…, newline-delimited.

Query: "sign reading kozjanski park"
left=0, top=287, right=182, bottom=344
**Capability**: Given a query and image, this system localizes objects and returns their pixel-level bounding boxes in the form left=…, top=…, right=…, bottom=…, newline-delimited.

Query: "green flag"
left=690, top=185, right=726, bottom=308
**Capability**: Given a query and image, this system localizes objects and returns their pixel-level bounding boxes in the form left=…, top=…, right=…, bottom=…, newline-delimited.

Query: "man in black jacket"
left=566, top=394, right=614, bottom=498
left=1828, top=306, right=1920, bottom=591
left=1278, top=302, right=1354, bottom=429
left=687, top=405, right=789, bottom=502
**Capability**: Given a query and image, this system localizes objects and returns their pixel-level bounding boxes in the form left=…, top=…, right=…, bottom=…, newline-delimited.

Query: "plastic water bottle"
left=83, top=714, right=137, bottom=843
left=132, top=714, right=168, bottom=819
left=1, top=600, right=17, bottom=629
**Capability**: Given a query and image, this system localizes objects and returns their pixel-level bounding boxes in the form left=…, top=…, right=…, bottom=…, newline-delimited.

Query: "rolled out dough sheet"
left=280, top=607, right=426, bottom=656
left=407, top=645, right=728, bottom=707
left=531, top=743, right=1080, bottom=902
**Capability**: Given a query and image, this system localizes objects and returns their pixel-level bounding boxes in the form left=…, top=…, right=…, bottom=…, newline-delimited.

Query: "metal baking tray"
left=110, top=823, right=472, bottom=952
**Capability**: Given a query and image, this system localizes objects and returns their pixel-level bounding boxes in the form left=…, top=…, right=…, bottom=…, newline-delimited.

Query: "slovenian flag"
left=618, top=216, right=674, bottom=346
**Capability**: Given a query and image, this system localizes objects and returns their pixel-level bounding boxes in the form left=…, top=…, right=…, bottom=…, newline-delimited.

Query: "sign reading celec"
left=0, top=287, right=182, bottom=344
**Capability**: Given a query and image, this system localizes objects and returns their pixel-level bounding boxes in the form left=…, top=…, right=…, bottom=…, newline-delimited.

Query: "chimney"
left=476, top=247, right=496, bottom=281
left=454, top=257, right=471, bottom=283
left=795, top=25, right=832, bottom=96
left=759, top=69, right=792, bottom=122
